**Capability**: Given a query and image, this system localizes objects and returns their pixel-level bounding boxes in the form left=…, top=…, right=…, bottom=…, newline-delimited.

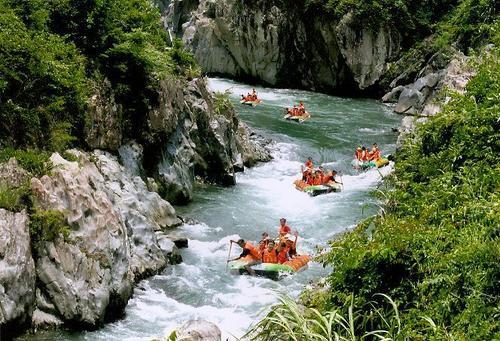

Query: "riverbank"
left=248, top=43, right=500, bottom=340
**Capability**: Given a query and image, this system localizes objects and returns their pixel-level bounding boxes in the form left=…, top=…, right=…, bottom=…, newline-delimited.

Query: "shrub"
left=0, top=184, right=25, bottom=211
left=0, top=148, right=52, bottom=177
left=29, top=209, right=71, bottom=253
left=293, top=43, right=500, bottom=339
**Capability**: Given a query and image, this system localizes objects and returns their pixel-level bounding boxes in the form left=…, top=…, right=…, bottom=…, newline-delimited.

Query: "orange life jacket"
left=245, top=242, right=261, bottom=260
left=370, top=149, right=381, bottom=160
left=262, top=248, right=278, bottom=263
left=304, top=160, right=313, bottom=169
left=312, top=176, right=322, bottom=186
left=361, top=151, right=369, bottom=161
left=277, top=248, right=289, bottom=264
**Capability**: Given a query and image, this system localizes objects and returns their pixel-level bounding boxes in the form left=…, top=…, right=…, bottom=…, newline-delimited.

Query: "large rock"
left=0, top=209, right=35, bottom=336
left=335, top=12, right=401, bottom=90
left=152, top=77, right=271, bottom=204
left=394, top=88, right=423, bottom=114
left=176, top=320, right=222, bottom=341
left=0, top=158, right=29, bottom=187
left=85, top=78, right=123, bottom=151
left=28, top=151, right=182, bottom=329
left=163, top=0, right=400, bottom=93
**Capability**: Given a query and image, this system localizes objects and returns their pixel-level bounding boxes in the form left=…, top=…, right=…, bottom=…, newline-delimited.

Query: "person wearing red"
left=304, top=157, right=313, bottom=169
left=312, top=171, right=323, bottom=185
left=278, top=218, right=291, bottom=237
left=355, top=146, right=363, bottom=161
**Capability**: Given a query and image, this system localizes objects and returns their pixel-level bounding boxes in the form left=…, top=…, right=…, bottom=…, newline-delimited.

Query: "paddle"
left=225, top=240, right=233, bottom=271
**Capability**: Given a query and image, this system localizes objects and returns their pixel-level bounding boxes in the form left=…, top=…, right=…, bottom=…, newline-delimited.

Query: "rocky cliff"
left=381, top=49, right=478, bottom=148
left=86, top=77, right=271, bottom=204
left=0, top=151, right=185, bottom=337
left=162, top=0, right=401, bottom=95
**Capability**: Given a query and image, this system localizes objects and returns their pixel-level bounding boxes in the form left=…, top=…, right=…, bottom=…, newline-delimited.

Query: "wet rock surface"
left=163, top=0, right=400, bottom=94
left=0, top=209, right=35, bottom=337
left=176, top=319, right=222, bottom=341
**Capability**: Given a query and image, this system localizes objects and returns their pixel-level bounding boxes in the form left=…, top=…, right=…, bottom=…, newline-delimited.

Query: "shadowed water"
left=22, top=78, right=401, bottom=340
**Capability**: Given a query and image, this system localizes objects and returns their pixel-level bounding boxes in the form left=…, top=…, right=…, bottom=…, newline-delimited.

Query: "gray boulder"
left=382, top=85, right=405, bottom=103
left=176, top=320, right=222, bottom=341
left=394, top=88, right=423, bottom=114
left=0, top=209, right=35, bottom=334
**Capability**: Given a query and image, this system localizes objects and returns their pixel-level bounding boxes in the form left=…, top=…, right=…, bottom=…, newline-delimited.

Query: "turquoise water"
left=22, top=78, right=401, bottom=340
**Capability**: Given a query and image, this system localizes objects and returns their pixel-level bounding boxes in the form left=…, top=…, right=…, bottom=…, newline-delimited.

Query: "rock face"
left=25, top=151, right=182, bottom=330
left=163, top=0, right=400, bottom=94
left=151, top=77, right=271, bottom=204
left=176, top=319, right=222, bottom=341
left=83, top=75, right=271, bottom=205
left=0, top=209, right=35, bottom=335
left=386, top=51, right=477, bottom=148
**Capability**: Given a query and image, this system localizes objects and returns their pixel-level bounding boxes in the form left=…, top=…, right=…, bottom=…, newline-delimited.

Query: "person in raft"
left=261, top=240, right=278, bottom=264
left=368, top=143, right=381, bottom=161
left=258, top=232, right=270, bottom=252
left=285, top=231, right=299, bottom=258
left=298, top=101, right=305, bottom=114
left=278, top=218, right=291, bottom=237
left=228, top=239, right=261, bottom=275
left=323, top=170, right=342, bottom=186
left=301, top=157, right=314, bottom=176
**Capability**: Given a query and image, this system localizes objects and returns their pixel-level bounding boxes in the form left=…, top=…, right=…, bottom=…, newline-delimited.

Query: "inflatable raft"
left=228, top=254, right=310, bottom=280
left=284, top=111, right=311, bottom=123
left=352, top=157, right=389, bottom=170
left=294, top=180, right=342, bottom=196
left=240, top=99, right=262, bottom=106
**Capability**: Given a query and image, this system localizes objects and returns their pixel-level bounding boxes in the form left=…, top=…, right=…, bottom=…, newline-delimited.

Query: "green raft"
left=352, top=157, right=390, bottom=170
left=303, top=183, right=342, bottom=197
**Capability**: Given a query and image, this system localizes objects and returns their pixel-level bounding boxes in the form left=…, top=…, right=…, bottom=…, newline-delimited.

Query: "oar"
left=225, top=240, right=233, bottom=271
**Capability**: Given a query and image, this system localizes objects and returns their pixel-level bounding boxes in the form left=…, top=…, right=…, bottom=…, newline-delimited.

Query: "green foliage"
left=0, top=2, right=88, bottom=149
left=0, top=0, right=199, bottom=150
left=0, top=184, right=25, bottom=211
left=29, top=209, right=71, bottom=250
left=309, top=47, right=500, bottom=338
left=0, top=148, right=52, bottom=177
left=213, top=91, right=234, bottom=118
left=248, top=294, right=405, bottom=340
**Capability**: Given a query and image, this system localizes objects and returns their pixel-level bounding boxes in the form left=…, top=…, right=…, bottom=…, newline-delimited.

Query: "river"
left=26, top=78, right=401, bottom=340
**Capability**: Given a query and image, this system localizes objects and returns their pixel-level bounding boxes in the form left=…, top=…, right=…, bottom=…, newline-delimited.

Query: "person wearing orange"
left=285, top=231, right=298, bottom=258
left=306, top=171, right=314, bottom=185
left=278, top=218, right=291, bottom=237
left=361, top=146, right=369, bottom=161
left=312, top=170, right=323, bottom=185
left=258, top=232, right=270, bottom=252
left=298, top=101, right=305, bottom=114
left=261, top=240, right=278, bottom=264
left=323, top=170, right=342, bottom=185
left=369, top=143, right=381, bottom=161
left=276, top=241, right=290, bottom=264
left=355, top=146, right=363, bottom=161
left=228, top=239, right=261, bottom=275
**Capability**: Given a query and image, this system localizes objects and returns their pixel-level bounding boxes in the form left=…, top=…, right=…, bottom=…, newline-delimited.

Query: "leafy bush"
left=0, top=0, right=199, bottom=151
left=0, top=184, right=25, bottom=211
left=213, top=91, right=235, bottom=118
left=0, top=148, right=52, bottom=177
left=0, top=3, right=88, bottom=150
left=297, top=45, right=500, bottom=339
left=29, top=209, right=71, bottom=252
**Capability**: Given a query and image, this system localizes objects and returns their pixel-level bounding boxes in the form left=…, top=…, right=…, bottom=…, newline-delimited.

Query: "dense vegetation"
left=252, top=43, right=499, bottom=339
left=0, top=0, right=196, bottom=151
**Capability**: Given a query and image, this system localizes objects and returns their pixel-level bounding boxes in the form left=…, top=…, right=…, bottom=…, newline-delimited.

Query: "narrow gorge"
left=0, top=0, right=498, bottom=340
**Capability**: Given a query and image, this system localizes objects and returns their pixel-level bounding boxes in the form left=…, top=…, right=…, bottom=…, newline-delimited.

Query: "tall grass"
left=246, top=294, right=404, bottom=341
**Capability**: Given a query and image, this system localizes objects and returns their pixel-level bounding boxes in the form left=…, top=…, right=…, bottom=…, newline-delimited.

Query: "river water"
left=26, top=78, right=401, bottom=340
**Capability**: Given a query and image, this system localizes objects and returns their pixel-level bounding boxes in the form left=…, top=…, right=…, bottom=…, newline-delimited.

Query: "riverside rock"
left=153, top=77, right=271, bottom=204
left=163, top=0, right=400, bottom=94
left=176, top=319, right=222, bottom=341
left=0, top=209, right=35, bottom=336
left=26, top=151, right=182, bottom=329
